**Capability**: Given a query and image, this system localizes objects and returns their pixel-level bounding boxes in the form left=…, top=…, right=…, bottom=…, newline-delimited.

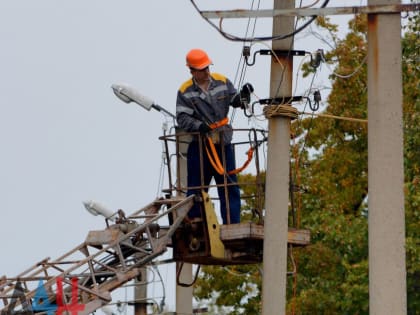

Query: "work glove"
left=240, top=83, right=254, bottom=105
left=199, top=123, right=212, bottom=134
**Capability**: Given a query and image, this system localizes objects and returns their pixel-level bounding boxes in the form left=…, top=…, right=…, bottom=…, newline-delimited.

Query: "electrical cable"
left=300, top=111, right=367, bottom=123
left=304, top=23, right=337, bottom=50
left=233, top=0, right=261, bottom=86
left=328, top=55, right=368, bottom=79
left=302, top=27, right=368, bottom=79
left=156, top=124, right=169, bottom=197
left=231, top=0, right=261, bottom=125
left=269, top=0, right=308, bottom=107
left=287, top=22, right=321, bottom=311
left=187, top=3, right=341, bottom=313
left=292, top=53, right=312, bottom=98
left=151, top=265, right=166, bottom=313
left=190, top=0, right=330, bottom=42
left=241, top=0, right=317, bottom=173
left=294, top=65, right=318, bottom=162
left=239, top=41, right=286, bottom=125
left=300, top=0, right=322, bottom=9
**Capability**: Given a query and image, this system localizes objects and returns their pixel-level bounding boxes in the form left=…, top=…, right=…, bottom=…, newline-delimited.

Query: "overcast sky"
left=1, top=0, right=407, bottom=313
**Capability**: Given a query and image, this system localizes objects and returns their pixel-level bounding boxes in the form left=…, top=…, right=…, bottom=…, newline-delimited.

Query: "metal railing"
left=159, top=128, right=267, bottom=224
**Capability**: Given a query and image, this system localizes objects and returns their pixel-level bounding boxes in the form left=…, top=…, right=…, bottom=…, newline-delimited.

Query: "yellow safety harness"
left=204, top=117, right=254, bottom=176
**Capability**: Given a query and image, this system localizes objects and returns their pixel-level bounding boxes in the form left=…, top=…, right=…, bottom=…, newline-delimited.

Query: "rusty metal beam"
left=0, top=196, right=194, bottom=314
left=201, top=3, right=419, bottom=19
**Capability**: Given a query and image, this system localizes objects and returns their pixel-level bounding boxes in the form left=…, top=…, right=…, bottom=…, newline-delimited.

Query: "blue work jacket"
left=176, top=73, right=241, bottom=144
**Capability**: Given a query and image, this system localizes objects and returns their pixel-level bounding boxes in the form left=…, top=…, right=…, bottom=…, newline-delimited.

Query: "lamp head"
left=83, top=200, right=116, bottom=222
left=111, top=84, right=155, bottom=111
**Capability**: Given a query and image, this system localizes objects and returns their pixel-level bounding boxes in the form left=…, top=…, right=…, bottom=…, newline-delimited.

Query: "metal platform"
left=170, top=192, right=310, bottom=266
left=220, top=223, right=311, bottom=246
left=172, top=221, right=310, bottom=265
left=221, top=223, right=310, bottom=262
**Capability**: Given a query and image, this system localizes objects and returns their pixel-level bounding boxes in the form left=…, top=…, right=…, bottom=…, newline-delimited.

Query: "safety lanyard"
left=204, top=136, right=254, bottom=176
left=209, top=117, right=229, bottom=130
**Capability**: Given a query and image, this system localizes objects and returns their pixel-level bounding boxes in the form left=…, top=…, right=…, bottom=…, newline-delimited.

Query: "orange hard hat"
left=186, top=49, right=212, bottom=70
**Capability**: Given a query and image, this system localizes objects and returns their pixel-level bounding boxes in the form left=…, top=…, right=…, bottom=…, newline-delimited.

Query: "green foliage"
left=194, top=265, right=262, bottom=314
left=238, top=172, right=266, bottom=222
left=192, top=12, right=420, bottom=315
left=402, top=8, right=420, bottom=314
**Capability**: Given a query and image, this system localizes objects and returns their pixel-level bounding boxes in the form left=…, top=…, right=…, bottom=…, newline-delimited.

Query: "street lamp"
left=111, top=84, right=175, bottom=119
left=111, top=83, right=174, bottom=315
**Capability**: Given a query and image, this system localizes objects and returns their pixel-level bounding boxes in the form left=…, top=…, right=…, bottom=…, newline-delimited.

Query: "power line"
left=190, top=0, right=330, bottom=42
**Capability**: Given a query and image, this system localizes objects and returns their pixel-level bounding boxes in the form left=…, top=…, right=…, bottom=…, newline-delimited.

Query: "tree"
left=192, top=11, right=419, bottom=314
left=402, top=8, right=420, bottom=314
left=288, top=14, right=369, bottom=314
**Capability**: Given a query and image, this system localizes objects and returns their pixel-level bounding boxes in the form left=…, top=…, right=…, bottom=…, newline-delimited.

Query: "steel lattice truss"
left=0, top=196, right=194, bottom=315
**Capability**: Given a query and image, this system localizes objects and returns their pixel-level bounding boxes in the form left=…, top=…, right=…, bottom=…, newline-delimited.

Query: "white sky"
left=1, top=0, right=408, bottom=313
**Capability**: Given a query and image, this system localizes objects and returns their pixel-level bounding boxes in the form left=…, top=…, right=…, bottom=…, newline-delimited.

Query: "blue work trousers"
left=186, top=140, right=241, bottom=224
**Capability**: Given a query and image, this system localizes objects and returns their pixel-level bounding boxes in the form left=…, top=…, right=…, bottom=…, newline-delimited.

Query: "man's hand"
left=199, top=123, right=211, bottom=134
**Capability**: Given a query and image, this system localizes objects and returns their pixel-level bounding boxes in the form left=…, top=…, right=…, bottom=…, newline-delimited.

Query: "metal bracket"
left=258, top=96, right=304, bottom=105
left=202, top=4, right=420, bottom=19
left=259, top=49, right=307, bottom=57
left=244, top=48, right=307, bottom=66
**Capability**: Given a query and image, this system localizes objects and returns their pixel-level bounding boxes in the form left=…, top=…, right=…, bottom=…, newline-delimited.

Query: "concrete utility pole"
left=367, top=0, right=407, bottom=314
left=261, top=0, right=295, bottom=314
left=176, top=263, right=193, bottom=314
left=134, top=269, right=148, bottom=315
left=175, top=131, right=193, bottom=315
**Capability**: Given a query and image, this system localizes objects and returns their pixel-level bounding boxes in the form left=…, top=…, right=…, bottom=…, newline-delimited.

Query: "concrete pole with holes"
left=261, top=0, right=294, bottom=314
left=367, top=0, right=406, bottom=314
left=175, top=131, right=193, bottom=315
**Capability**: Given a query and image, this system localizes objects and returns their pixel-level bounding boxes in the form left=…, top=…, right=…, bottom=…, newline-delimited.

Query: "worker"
left=176, top=48, right=253, bottom=224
